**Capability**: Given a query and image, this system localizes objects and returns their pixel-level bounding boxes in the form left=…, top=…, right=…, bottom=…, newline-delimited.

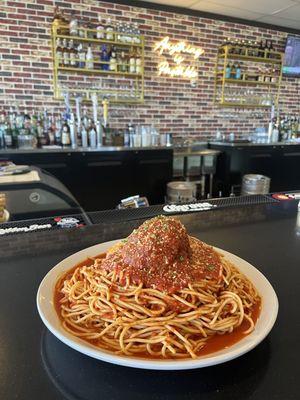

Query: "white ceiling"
left=142, top=0, right=300, bottom=30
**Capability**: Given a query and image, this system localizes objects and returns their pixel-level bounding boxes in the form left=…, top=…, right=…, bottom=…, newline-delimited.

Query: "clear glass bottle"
left=56, top=38, right=63, bottom=66
left=69, top=11, right=78, bottom=36
left=61, top=120, right=71, bottom=147
left=101, top=44, right=110, bottom=71
left=106, top=18, right=114, bottom=41
left=129, top=47, right=136, bottom=74
left=86, top=44, right=94, bottom=69
left=77, top=44, right=85, bottom=69
left=69, top=39, right=77, bottom=67
left=135, top=48, right=142, bottom=74
left=109, top=47, right=117, bottom=71
left=96, top=16, right=105, bottom=39
left=62, top=39, right=69, bottom=67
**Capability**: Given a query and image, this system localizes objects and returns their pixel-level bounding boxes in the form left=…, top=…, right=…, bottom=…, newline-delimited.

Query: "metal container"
left=167, top=181, right=196, bottom=203
left=241, top=174, right=270, bottom=195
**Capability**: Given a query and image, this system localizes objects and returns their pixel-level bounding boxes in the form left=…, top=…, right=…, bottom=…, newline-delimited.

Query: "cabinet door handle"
left=250, top=154, right=272, bottom=158
left=283, top=152, right=300, bottom=157
left=37, top=163, right=67, bottom=168
left=139, top=159, right=170, bottom=165
left=87, top=161, right=122, bottom=167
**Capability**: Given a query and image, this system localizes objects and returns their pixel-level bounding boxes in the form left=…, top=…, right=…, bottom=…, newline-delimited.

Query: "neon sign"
left=154, top=36, right=204, bottom=79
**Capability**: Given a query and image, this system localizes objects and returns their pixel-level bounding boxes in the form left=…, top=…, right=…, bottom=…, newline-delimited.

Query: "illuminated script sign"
left=154, top=36, right=204, bottom=79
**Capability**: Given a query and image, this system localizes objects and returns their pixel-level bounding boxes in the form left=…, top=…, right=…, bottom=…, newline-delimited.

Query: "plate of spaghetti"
left=37, top=216, right=278, bottom=370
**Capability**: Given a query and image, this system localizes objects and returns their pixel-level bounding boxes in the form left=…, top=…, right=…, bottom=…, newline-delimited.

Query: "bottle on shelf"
left=87, top=21, right=95, bottom=39
left=88, top=119, right=97, bottom=148
left=252, top=41, right=259, bottom=57
left=69, top=11, right=78, bottom=36
left=225, top=62, right=231, bottom=79
left=133, top=22, right=141, bottom=44
left=109, top=46, right=117, bottom=71
left=47, top=113, right=55, bottom=145
left=61, top=120, right=71, bottom=147
left=69, top=39, right=77, bottom=68
left=129, top=47, right=136, bottom=74
left=117, top=51, right=125, bottom=73
left=231, top=62, right=236, bottom=79
left=86, top=44, right=94, bottom=69
left=56, top=38, right=63, bottom=66
left=101, top=44, right=110, bottom=71
left=106, top=18, right=114, bottom=41
left=77, top=44, right=85, bottom=68
left=62, top=38, right=69, bottom=67
left=259, top=40, right=266, bottom=58
left=82, top=105, right=89, bottom=128
left=96, top=16, right=105, bottom=39
left=81, top=124, right=88, bottom=148
left=54, top=115, right=62, bottom=146
left=135, top=48, right=142, bottom=74
left=235, top=62, right=241, bottom=79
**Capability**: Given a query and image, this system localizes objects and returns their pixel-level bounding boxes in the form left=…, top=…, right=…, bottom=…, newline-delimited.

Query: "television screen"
left=283, top=35, right=300, bottom=77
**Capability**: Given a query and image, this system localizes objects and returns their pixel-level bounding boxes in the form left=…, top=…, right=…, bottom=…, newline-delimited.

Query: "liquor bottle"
left=69, top=39, right=77, bottom=68
left=101, top=44, right=110, bottom=71
left=81, top=124, right=88, bottom=148
left=135, top=48, right=142, bottom=74
left=225, top=62, right=231, bottom=79
left=133, top=22, right=141, bottom=44
left=0, top=113, right=5, bottom=149
left=86, top=44, right=94, bottom=69
left=109, top=46, right=117, bottom=71
left=36, top=113, right=45, bottom=147
left=56, top=38, right=63, bottom=66
left=77, top=44, right=85, bottom=68
left=252, top=41, right=259, bottom=57
left=69, top=11, right=78, bottom=36
left=106, top=18, right=114, bottom=41
left=61, top=120, right=71, bottom=147
left=118, top=50, right=127, bottom=73
left=235, top=63, right=241, bottom=79
left=47, top=113, right=55, bottom=145
left=259, top=40, right=266, bottom=58
left=0, top=112, right=11, bottom=149
left=69, top=112, right=77, bottom=148
left=63, top=39, right=70, bottom=67
left=231, top=62, right=236, bottom=79
left=96, top=16, right=105, bottom=39
left=116, top=22, right=121, bottom=42
left=87, top=21, right=95, bottom=39
left=129, top=47, right=136, bottom=74
left=82, top=106, right=89, bottom=128
left=55, top=115, right=62, bottom=146
left=88, top=119, right=97, bottom=148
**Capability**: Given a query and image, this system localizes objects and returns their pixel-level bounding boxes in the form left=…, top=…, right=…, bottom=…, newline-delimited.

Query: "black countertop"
left=1, top=200, right=300, bottom=400
left=210, top=141, right=300, bottom=148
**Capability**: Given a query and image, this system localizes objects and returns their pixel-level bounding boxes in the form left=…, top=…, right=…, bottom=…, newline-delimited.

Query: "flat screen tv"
left=282, top=35, right=300, bottom=77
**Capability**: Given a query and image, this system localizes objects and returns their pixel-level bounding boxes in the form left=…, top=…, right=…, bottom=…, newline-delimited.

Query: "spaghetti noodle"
left=55, top=216, right=261, bottom=359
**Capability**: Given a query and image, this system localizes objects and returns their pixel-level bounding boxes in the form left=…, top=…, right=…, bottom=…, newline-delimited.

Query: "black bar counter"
left=210, top=141, right=300, bottom=195
left=1, top=197, right=299, bottom=400
left=0, top=147, right=173, bottom=211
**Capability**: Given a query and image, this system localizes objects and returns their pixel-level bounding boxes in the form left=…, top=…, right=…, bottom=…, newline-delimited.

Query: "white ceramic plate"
left=37, top=240, right=278, bottom=370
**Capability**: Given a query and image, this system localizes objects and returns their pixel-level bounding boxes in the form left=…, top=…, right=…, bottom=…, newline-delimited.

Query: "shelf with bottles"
left=218, top=38, right=283, bottom=63
left=51, top=7, right=144, bottom=104
left=55, top=29, right=143, bottom=48
left=54, top=40, right=143, bottom=76
left=214, top=39, right=283, bottom=108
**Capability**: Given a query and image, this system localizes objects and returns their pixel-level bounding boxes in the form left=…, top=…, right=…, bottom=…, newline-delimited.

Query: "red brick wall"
left=0, top=0, right=299, bottom=140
